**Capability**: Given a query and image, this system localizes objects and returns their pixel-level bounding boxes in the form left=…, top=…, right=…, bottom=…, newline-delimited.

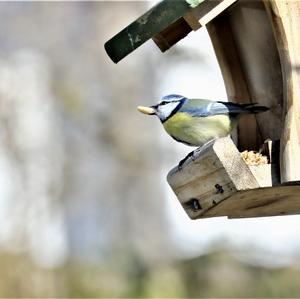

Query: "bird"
left=137, top=94, right=269, bottom=169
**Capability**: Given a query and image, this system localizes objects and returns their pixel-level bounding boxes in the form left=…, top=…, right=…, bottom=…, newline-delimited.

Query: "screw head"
left=185, top=198, right=202, bottom=211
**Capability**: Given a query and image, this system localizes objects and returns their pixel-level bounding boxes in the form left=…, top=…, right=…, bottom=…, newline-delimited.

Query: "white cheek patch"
left=159, top=102, right=180, bottom=118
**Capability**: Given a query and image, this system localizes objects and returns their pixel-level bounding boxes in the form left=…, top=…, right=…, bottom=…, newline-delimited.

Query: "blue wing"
left=180, top=99, right=261, bottom=117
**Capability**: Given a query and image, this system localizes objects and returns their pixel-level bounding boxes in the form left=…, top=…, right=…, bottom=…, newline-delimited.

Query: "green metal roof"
left=104, top=0, right=205, bottom=63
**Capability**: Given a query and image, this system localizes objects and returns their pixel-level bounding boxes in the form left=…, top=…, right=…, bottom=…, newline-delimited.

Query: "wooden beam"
left=152, top=17, right=192, bottom=52
left=153, top=0, right=236, bottom=52
left=104, top=0, right=194, bottom=63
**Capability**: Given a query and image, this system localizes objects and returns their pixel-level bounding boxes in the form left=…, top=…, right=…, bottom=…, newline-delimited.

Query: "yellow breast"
left=163, top=112, right=233, bottom=146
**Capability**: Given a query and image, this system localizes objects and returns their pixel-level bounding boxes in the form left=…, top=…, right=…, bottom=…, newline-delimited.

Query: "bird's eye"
left=160, top=101, right=167, bottom=105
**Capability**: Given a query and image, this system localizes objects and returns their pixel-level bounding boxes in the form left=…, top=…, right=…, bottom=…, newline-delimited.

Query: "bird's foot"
left=196, top=138, right=217, bottom=155
left=177, top=139, right=217, bottom=171
left=178, top=150, right=195, bottom=170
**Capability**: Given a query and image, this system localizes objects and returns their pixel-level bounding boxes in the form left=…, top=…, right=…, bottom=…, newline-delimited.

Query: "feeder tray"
left=167, top=137, right=300, bottom=219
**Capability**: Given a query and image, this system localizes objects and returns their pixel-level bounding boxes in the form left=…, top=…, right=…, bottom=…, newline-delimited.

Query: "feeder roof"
left=104, top=0, right=206, bottom=63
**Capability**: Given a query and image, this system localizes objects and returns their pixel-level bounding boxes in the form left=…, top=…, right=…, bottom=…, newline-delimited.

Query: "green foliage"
left=1, top=251, right=300, bottom=297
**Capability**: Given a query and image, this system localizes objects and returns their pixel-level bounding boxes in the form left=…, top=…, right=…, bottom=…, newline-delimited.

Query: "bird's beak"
left=137, top=105, right=156, bottom=115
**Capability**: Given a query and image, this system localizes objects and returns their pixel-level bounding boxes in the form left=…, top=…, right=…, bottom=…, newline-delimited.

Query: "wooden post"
left=264, top=1, right=300, bottom=183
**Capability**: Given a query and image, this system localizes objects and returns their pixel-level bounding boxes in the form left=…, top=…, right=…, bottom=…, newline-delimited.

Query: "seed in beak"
left=137, top=106, right=155, bottom=115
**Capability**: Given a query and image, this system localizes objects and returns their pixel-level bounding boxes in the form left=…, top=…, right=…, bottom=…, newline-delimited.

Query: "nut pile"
left=241, top=150, right=268, bottom=166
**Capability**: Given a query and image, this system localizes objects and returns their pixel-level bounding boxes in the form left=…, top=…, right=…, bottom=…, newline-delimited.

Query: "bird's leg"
left=178, top=138, right=217, bottom=170
left=178, top=150, right=195, bottom=170
left=194, top=138, right=217, bottom=156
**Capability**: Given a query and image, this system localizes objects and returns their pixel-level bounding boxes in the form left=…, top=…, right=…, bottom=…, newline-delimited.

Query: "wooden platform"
left=167, top=137, right=300, bottom=219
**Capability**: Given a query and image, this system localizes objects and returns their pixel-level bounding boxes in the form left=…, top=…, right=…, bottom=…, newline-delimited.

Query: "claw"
left=178, top=161, right=184, bottom=171
left=177, top=139, right=217, bottom=171
left=177, top=150, right=195, bottom=170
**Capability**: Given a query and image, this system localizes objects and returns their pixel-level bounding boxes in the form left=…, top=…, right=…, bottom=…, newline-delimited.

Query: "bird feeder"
left=105, top=0, right=300, bottom=219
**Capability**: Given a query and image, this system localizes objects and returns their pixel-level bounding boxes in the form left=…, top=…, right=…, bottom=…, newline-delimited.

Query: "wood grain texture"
left=264, top=0, right=300, bottom=183
left=227, top=1, right=283, bottom=142
left=105, top=0, right=193, bottom=63
left=206, top=0, right=283, bottom=152
left=204, top=183, right=300, bottom=219
left=167, top=137, right=260, bottom=219
left=166, top=137, right=298, bottom=220
left=152, top=18, right=192, bottom=52
left=183, top=0, right=237, bottom=30
left=206, top=12, right=259, bottom=151
left=249, top=164, right=279, bottom=187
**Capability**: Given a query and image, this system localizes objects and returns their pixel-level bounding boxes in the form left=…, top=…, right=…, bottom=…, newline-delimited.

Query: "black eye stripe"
left=160, top=100, right=178, bottom=105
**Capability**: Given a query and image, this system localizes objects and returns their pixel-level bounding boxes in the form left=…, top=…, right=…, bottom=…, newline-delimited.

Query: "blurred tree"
left=0, top=2, right=299, bottom=298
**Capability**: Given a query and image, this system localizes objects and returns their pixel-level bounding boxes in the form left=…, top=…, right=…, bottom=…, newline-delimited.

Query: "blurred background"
left=1, top=1, right=300, bottom=297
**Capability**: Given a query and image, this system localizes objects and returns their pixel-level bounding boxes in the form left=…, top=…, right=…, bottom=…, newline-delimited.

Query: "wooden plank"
left=167, top=137, right=259, bottom=219
left=203, top=183, right=300, bottom=219
left=105, top=0, right=238, bottom=61
left=249, top=164, right=279, bottom=187
left=227, top=0, right=283, bottom=143
left=183, top=0, right=236, bottom=30
left=264, top=1, right=300, bottom=183
left=152, top=17, right=192, bottom=52
left=104, top=0, right=199, bottom=63
left=153, top=0, right=236, bottom=52
left=167, top=137, right=289, bottom=220
left=206, top=14, right=259, bottom=151
left=200, top=0, right=237, bottom=27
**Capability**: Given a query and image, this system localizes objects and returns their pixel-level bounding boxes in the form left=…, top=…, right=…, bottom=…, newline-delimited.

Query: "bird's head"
left=137, top=94, right=186, bottom=122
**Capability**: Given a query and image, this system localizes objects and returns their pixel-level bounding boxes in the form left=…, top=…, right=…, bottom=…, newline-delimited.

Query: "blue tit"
left=137, top=94, right=268, bottom=167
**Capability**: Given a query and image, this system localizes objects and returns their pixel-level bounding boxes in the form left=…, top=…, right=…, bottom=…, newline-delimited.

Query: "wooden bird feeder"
left=105, top=0, right=300, bottom=219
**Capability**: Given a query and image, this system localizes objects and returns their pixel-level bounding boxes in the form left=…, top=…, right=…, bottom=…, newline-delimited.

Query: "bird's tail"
left=241, top=103, right=269, bottom=114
